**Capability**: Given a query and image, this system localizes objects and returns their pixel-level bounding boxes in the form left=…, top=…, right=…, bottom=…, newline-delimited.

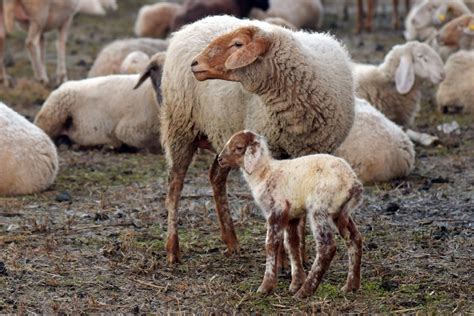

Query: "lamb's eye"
left=234, top=41, right=243, bottom=48
left=235, top=145, right=244, bottom=151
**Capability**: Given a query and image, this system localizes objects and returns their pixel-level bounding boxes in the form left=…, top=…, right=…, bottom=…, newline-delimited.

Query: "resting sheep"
left=250, top=0, right=323, bottom=30
left=0, top=102, right=58, bottom=196
left=170, top=0, right=270, bottom=31
left=436, top=49, right=474, bottom=114
left=88, top=38, right=167, bottom=78
left=435, top=14, right=474, bottom=59
left=353, top=41, right=445, bottom=126
left=218, top=130, right=363, bottom=298
left=77, top=0, right=117, bottom=15
left=35, top=74, right=162, bottom=152
left=0, top=0, right=80, bottom=85
left=120, top=51, right=150, bottom=74
left=404, top=0, right=471, bottom=44
left=134, top=2, right=181, bottom=38
left=139, top=16, right=355, bottom=263
left=335, top=98, right=415, bottom=184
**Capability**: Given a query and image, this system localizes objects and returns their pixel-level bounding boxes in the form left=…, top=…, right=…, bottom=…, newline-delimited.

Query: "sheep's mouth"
left=192, top=70, right=209, bottom=81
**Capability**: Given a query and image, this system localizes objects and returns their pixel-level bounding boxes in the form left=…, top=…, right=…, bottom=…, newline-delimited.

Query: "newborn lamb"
left=218, top=130, right=364, bottom=298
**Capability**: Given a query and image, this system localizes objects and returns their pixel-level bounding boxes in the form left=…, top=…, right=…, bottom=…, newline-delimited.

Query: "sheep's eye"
left=234, top=41, right=243, bottom=48
left=235, top=145, right=245, bottom=152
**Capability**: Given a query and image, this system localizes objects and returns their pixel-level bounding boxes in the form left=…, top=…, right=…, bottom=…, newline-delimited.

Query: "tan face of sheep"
left=437, top=15, right=474, bottom=46
left=191, top=26, right=270, bottom=82
left=395, top=42, right=445, bottom=94
left=218, top=130, right=262, bottom=174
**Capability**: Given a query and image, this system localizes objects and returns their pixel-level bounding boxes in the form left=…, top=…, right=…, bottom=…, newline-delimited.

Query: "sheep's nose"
left=191, top=60, right=198, bottom=67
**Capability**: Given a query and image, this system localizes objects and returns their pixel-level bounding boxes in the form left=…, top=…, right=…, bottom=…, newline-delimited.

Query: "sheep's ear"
left=225, top=38, right=269, bottom=70
left=134, top=60, right=159, bottom=90
left=243, top=141, right=262, bottom=174
left=395, top=54, right=415, bottom=94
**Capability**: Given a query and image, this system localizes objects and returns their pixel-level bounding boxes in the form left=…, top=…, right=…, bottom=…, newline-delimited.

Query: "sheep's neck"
left=243, top=157, right=273, bottom=187
left=240, top=35, right=329, bottom=134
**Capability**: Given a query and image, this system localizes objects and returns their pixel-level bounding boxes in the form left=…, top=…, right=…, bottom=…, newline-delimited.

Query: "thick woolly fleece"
left=35, top=75, right=161, bottom=151
left=88, top=38, right=168, bottom=77
left=335, top=98, right=415, bottom=184
left=436, top=50, right=474, bottom=114
left=0, top=102, right=58, bottom=196
left=161, top=15, right=355, bottom=166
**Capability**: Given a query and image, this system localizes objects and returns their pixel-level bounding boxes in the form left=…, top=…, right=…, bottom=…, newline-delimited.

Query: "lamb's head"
left=437, top=14, right=474, bottom=48
left=218, top=130, right=266, bottom=174
left=385, top=42, right=445, bottom=94
left=191, top=26, right=271, bottom=82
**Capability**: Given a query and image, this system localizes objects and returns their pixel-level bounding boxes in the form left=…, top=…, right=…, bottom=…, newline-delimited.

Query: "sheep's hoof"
left=167, top=253, right=181, bottom=265
left=0, top=76, right=13, bottom=88
left=56, top=74, right=68, bottom=86
left=224, top=243, right=240, bottom=256
left=38, top=77, right=49, bottom=86
left=293, top=288, right=311, bottom=299
left=289, top=280, right=305, bottom=294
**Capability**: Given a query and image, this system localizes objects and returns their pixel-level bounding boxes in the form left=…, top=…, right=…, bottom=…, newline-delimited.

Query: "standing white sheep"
left=140, top=16, right=355, bottom=263
left=35, top=75, right=162, bottom=152
left=0, top=102, right=58, bottom=196
left=134, top=2, right=182, bottom=38
left=353, top=41, right=445, bottom=126
left=335, top=98, right=415, bottom=184
left=218, top=130, right=363, bottom=298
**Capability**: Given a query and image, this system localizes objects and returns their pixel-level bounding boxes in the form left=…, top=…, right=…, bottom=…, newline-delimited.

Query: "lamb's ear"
left=225, top=38, right=270, bottom=70
left=395, top=54, right=415, bottom=94
left=243, top=141, right=262, bottom=174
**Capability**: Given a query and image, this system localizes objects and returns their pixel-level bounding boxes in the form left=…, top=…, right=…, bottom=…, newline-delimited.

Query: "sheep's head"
left=393, top=42, right=445, bottom=94
left=437, top=14, right=474, bottom=47
left=191, top=26, right=270, bottom=82
left=218, top=130, right=264, bottom=174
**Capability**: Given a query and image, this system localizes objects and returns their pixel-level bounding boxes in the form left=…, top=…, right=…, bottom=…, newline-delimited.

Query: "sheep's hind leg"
left=165, top=142, right=197, bottom=264
left=56, top=16, right=73, bottom=85
left=294, top=213, right=336, bottom=299
left=337, top=215, right=363, bottom=292
left=25, top=23, right=48, bottom=84
left=284, top=218, right=306, bottom=293
left=209, top=156, right=239, bottom=255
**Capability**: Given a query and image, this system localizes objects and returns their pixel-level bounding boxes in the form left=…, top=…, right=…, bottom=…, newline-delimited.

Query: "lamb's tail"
left=3, top=0, right=16, bottom=34
left=342, top=181, right=364, bottom=215
left=34, top=88, right=77, bottom=139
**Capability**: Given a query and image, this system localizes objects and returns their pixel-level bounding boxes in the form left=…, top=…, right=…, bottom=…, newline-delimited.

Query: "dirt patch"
left=0, top=1, right=473, bottom=313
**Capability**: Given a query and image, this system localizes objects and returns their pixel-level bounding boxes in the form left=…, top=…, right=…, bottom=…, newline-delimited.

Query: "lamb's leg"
left=56, top=16, right=73, bottom=84
left=25, top=23, right=48, bottom=84
left=165, top=143, right=197, bottom=264
left=392, top=0, right=400, bottom=30
left=257, top=218, right=283, bottom=294
left=298, top=215, right=308, bottom=264
left=294, top=213, right=336, bottom=299
left=0, top=14, right=10, bottom=87
left=337, top=215, right=363, bottom=292
left=209, top=157, right=239, bottom=255
left=285, top=218, right=306, bottom=293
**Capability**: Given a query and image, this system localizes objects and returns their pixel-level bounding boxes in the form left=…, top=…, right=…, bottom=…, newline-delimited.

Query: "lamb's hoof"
left=38, top=77, right=49, bottom=86
left=257, top=283, right=275, bottom=295
left=342, top=281, right=360, bottom=293
left=293, top=288, right=311, bottom=299
left=224, top=243, right=240, bottom=256
left=289, top=281, right=304, bottom=294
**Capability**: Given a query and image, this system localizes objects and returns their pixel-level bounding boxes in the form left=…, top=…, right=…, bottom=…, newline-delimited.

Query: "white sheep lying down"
left=335, top=98, right=415, bottom=184
left=34, top=75, right=161, bottom=152
left=436, top=50, right=474, bottom=114
left=88, top=38, right=168, bottom=77
left=0, top=102, right=58, bottom=196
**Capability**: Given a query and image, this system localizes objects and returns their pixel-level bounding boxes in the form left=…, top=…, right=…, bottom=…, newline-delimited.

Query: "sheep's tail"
left=342, top=181, right=364, bottom=215
left=34, top=88, right=77, bottom=139
left=3, top=0, right=16, bottom=34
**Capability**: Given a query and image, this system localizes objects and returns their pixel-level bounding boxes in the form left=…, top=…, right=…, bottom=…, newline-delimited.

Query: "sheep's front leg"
left=165, top=143, right=197, bottom=264
left=392, top=0, right=401, bottom=30
left=257, top=218, right=283, bottom=294
left=209, top=156, right=239, bottom=255
left=285, top=218, right=306, bottom=293
left=295, top=214, right=336, bottom=299
left=56, top=16, right=73, bottom=85
left=25, top=23, right=48, bottom=84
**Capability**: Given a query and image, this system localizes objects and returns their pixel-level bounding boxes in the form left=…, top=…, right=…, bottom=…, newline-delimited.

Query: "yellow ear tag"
left=469, top=23, right=474, bottom=31
left=438, top=14, right=446, bottom=22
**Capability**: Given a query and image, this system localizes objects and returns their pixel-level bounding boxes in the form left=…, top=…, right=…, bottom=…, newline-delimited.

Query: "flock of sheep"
left=0, top=0, right=473, bottom=299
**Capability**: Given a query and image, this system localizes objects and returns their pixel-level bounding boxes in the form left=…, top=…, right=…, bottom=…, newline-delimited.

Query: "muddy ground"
left=0, top=1, right=473, bottom=313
